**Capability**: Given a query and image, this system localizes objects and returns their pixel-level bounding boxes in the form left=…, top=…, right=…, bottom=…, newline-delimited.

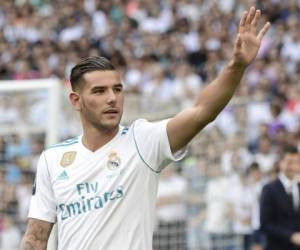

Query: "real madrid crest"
left=60, top=151, right=77, bottom=167
left=107, top=151, right=121, bottom=170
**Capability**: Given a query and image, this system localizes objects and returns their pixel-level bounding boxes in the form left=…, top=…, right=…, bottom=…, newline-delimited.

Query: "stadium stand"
left=0, top=0, right=300, bottom=249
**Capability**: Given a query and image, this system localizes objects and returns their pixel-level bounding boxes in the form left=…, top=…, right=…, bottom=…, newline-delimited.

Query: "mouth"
left=103, top=109, right=119, bottom=115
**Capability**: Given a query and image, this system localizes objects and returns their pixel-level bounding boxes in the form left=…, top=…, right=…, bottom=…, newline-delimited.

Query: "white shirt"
left=16, top=184, right=31, bottom=222
left=281, top=37, right=300, bottom=62
left=0, top=226, right=21, bottom=249
left=204, top=177, right=231, bottom=234
left=227, top=178, right=254, bottom=234
left=251, top=181, right=264, bottom=230
left=140, top=9, right=173, bottom=34
left=156, top=175, right=187, bottom=222
left=28, top=119, right=186, bottom=250
left=246, top=101, right=272, bottom=141
left=254, top=152, right=277, bottom=173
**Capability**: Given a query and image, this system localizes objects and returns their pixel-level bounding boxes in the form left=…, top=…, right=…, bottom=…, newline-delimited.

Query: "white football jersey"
left=28, top=119, right=186, bottom=250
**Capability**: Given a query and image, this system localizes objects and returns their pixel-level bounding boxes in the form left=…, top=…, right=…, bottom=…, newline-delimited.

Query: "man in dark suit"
left=260, top=145, right=300, bottom=250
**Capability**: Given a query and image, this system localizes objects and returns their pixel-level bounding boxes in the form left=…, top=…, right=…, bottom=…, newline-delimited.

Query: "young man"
left=260, top=146, right=300, bottom=250
left=20, top=7, right=269, bottom=250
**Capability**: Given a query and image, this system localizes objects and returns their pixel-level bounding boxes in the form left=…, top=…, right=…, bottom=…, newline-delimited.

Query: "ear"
left=69, top=92, right=81, bottom=111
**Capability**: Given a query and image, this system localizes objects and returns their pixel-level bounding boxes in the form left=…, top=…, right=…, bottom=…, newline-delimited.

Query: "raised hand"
left=233, top=7, right=270, bottom=67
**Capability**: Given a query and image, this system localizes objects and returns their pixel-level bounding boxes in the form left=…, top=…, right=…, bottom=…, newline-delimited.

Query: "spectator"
left=0, top=215, right=21, bottom=249
left=248, top=162, right=265, bottom=250
left=260, top=145, right=300, bottom=250
left=153, top=166, right=188, bottom=250
left=5, top=134, right=31, bottom=162
left=204, top=166, right=233, bottom=250
left=0, top=1, right=300, bottom=249
left=15, top=171, right=32, bottom=226
left=221, top=134, right=253, bottom=175
left=0, top=136, right=6, bottom=164
left=228, top=170, right=254, bottom=250
left=254, top=136, right=278, bottom=174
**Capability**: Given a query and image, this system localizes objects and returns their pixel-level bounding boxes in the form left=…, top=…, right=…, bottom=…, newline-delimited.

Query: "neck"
left=82, top=126, right=119, bottom=152
left=280, top=172, right=293, bottom=181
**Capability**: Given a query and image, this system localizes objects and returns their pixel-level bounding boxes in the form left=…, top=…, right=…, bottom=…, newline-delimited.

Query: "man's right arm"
left=20, top=218, right=54, bottom=250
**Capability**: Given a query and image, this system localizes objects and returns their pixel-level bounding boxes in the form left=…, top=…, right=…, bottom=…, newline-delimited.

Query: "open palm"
left=233, top=7, right=270, bottom=67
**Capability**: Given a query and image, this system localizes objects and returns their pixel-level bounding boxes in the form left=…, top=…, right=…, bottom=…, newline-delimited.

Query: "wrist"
left=227, top=59, right=248, bottom=71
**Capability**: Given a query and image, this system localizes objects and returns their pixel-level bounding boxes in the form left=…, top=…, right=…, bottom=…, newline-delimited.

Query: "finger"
left=245, top=7, right=256, bottom=30
left=257, top=22, right=271, bottom=42
left=251, top=9, right=261, bottom=27
left=239, top=11, right=248, bottom=33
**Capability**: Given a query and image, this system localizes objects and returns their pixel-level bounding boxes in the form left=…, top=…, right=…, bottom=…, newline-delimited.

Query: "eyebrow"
left=91, top=83, right=123, bottom=90
left=113, top=83, right=123, bottom=88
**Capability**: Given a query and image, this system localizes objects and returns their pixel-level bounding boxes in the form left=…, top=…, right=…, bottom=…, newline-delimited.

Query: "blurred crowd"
left=1, top=0, right=300, bottom=249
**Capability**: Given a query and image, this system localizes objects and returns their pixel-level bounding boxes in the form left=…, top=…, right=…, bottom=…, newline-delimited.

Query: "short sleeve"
left=133, top=119, right=187, bottom=173
left=28, top=152, right=57, bottom=223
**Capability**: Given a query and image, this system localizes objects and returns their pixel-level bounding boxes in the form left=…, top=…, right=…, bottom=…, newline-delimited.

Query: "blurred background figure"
left=248, top=162, right=265, bottom=250
left=0, top=215, right=21, bottom=250
left=227, top=170, right=254, bottom=250
left=153, top=166, right=188, bottom=250
left=203, top=165, right=233, bottom=250
left=0, top=0, right=300, bottom=249
left=260, top=145, right=300, bottom=250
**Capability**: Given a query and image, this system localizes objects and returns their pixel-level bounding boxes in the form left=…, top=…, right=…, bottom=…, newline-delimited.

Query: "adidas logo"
left=121, top=127, right=129, bottom=135
left=57, top=170, right=69, bottom=180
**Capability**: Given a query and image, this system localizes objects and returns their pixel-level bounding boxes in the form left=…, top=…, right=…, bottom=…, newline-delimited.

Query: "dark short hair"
left=282, top=144, right=298, bottom=157
left=70, top=56, right=115, bottom=91
left=249, top=162, right=260, bottom=172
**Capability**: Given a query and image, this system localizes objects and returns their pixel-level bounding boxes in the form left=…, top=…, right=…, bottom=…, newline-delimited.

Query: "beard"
left=81, top=101, right=122, bottom=132
left=90, top=116, right=121, bottom=132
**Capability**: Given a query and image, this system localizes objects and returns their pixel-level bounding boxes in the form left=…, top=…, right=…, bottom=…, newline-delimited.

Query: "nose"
left=106, top=89, right=116, bottom=104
